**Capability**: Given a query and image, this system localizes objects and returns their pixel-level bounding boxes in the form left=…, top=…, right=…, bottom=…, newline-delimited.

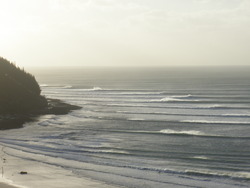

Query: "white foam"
left=99, top=149, right=130, bottom=154
left=73, top=87, right=103, bottom=91
left=151, top=94, right=199, bottom=102
left=222, top=114, right=250, bottom=117
left=0, top=146, right=119, bottom=188
left=92, top=87, right=102, bottom=90
left=171, top=94, right=193, bottom=98
left=62, top=85, right=73, bottom=89
left=160, top=129, right=204, bottom=136
left=128, top=118, right=145, bottom=121
left=107, top=104, right=147, bottom=107
left=116, top=111, right=129, bottom=113
left=197, top=104, right=223, bottom=109
left=159, top=97, right=183, bottom=102
left=40, top=84, right=49, bottom=87
left=235, top=172, right=250, bottom=179
left=181, top=120, right=250, bottom=124
left=38, top=121, right=51, bottom=126
left=192, top=156, right=210, bottom=160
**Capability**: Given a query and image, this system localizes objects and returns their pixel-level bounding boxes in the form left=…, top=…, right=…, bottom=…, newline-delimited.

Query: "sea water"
left=1, top=67, right=250, bottom=188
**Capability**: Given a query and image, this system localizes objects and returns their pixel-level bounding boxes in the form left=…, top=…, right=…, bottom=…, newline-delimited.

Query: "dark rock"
left=20, top=171, right=28, bottom=175
left=0, top=98, right=81, bottom=130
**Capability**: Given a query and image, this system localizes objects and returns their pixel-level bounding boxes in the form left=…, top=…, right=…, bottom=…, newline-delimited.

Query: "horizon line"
left=24, top=65, right=250, bottom=68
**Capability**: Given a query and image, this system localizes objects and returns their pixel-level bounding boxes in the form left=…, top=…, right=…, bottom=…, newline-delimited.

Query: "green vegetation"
left=0, top=57, right=48, bottom=113
left=0, top=57, right=81, bottom=130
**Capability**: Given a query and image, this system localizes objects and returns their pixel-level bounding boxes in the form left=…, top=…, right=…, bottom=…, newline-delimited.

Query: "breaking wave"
left=62, top=85, right=73, bottom=89
left=181, top=120, right=250, bottom=125
left=150, top=94, right=200, bottom=102
left=74, top=87, right=103, bottom=91
left=40, top=84, right=49, bottom=87
left=40, top=84, right=73, bottom=89
left=128, top=118, right=146, bottom=121
left=222, top=114, right=250, bottom=117
left=160, top=129, right=205, bottom=136
left=105, top=103, right=230, bottom=109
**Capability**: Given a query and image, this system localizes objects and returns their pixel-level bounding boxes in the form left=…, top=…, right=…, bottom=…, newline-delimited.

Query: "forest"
left=0, top=57, right=47, bottom=113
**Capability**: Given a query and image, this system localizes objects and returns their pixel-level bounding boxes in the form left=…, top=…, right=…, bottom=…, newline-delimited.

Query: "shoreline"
left=0, top=145, right=121, bottom=188
left=0, top=98, right=81, bottom=130
left=0, top=99, right=122, bottom=188
left=0, top=183, right=20, bottom=188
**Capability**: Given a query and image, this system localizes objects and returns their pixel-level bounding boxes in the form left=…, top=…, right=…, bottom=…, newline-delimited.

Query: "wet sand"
left=0, top=146, right=121, bottom=188
left=0, top=183, right=20, bottom=188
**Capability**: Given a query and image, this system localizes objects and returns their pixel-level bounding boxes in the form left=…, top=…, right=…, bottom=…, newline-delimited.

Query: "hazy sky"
left=0, top=0, right=250, bottom=67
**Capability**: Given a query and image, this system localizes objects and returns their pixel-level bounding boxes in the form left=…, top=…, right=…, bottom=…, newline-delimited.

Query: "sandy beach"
left=1, top=68, right=250, bottom=188
left=0, top=145, right=121, bottom=188
left=0, top=183, right=20, bottom=188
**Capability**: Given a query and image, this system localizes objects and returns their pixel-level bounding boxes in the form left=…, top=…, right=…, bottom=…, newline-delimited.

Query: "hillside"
left=0, top=57, right=81, bottom=130
left=0, top=57, right=48, bottom=113
left=0, top=57, right=47, bottom=114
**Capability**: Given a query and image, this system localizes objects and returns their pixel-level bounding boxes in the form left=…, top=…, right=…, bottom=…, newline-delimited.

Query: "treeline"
left=0, top=57, right=47, bottom=113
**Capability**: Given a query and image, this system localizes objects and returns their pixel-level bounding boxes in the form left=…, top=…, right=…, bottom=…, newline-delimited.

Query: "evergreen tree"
left=0, top=57, right=47, bottom=113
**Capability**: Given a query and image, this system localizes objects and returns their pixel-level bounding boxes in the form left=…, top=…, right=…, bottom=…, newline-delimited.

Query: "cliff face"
left=0, top=57, right=48, bottom=113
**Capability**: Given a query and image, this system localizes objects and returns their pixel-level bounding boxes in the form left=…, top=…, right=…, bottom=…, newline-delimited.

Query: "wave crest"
left=72, top=87, right=103, bottom=91
left=40, top=84, right=73, bottom=89
left=160, top=129, right=204, bottom=136
left=83, top=87, right=103, bottom=91
left=181, top=120, right=250, bottom=125
left=151, top=94, right=199, bottom=102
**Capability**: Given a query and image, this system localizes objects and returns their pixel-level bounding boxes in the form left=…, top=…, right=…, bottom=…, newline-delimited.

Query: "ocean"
left=1, top=67, right=250, bottom=188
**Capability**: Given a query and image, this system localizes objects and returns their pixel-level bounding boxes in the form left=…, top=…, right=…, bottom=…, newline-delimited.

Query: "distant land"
left=0, top=57, right=81, bottom=130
